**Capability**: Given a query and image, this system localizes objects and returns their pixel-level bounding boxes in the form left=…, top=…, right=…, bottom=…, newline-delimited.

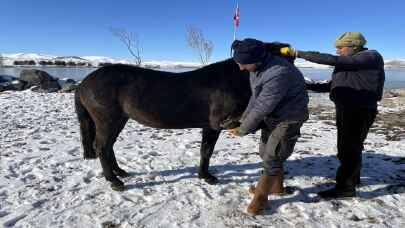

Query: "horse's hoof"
left=198, top=173, right=219, bottom=185
left=111, top=182, right=125, bottom=191
left=114, top=169, right=130, bottom=178
left=111, top=184, right=125, bottom=192
left=205, top=177, right=219, bottom=185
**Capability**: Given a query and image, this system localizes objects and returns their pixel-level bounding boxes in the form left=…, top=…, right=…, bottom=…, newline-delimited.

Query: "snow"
left=1, top=90, right=405, bottom=227
left=295, top=60, right=332, bottom=69
left=1, top=53, right=56, bottom=60
left=304, top=76, right=330, bottom=84
left=81, top=56, right=131, bottom=66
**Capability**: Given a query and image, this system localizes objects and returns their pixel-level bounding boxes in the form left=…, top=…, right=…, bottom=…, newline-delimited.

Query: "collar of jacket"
left=351, top=47, right=368, bottom=55
left=253, top=54, right=273, bottom=75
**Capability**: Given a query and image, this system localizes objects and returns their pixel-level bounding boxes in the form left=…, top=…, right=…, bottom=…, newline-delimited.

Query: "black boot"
left=318, top=186, right=356, bottom=199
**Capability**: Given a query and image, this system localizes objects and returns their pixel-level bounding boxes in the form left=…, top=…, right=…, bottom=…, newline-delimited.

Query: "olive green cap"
left=334, top=32, right=367, bottom=48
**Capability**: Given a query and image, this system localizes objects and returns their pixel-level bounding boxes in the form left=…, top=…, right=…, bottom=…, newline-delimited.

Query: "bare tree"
left=110, top=27, right=143, bottom=66
left=186, top=26, right=214, bottom=65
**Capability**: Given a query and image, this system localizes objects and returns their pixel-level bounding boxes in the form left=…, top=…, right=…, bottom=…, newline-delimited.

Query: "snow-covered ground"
left=1, top=90, right=405, bottom=228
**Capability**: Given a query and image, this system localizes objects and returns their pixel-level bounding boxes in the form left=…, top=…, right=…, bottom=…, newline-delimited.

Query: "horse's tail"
left=74, top=89, right=97, bottom=159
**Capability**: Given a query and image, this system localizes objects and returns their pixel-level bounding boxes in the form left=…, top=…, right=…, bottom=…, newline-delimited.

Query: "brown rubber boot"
left=247, top=175, right=272, bottom=215
left=248, top=170, right=285, bottom=195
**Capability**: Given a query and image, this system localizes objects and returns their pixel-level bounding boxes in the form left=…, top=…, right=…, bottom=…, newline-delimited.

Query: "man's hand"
left=229, top=127, right=247, bottom=137
left=280, top=47, right=297, bottom=57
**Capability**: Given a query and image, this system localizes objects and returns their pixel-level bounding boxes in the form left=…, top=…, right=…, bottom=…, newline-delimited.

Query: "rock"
left=0, top=75, right=17, bottom=83
left=61, top=83, right=78, bottom=93
left=19, top=69, right=61, bottom=92
left=0, top=80, right=27, bottom=92
left=58, top=78, right=78, bottom=93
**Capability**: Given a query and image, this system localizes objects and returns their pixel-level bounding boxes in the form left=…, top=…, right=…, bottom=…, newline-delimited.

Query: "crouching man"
left=230, top=38, right=309, bottom=215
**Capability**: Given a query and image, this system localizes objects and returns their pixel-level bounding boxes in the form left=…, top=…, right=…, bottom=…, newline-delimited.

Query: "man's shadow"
left=124, top=150, right=405, bottom=203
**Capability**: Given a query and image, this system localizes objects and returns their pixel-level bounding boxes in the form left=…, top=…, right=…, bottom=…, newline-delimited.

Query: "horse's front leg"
left=95, top=124, right=125, bottom=191
left=198, top=128, right=221, bottom=184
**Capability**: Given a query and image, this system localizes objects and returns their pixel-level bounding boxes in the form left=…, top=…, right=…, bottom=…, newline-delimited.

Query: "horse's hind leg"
left=198, top=128, right=221, bottom=185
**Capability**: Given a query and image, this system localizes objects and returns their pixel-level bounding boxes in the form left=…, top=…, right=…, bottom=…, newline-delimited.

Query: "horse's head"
left=264, top=42, right=295, bottom=64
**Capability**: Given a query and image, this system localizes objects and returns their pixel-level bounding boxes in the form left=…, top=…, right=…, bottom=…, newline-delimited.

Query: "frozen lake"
left=0, top=66, right=192, bottom=81
left=1, top=66, right=404, bottom=88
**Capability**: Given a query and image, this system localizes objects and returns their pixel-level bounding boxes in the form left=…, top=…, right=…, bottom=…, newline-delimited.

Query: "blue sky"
left=1, top=0, right=404, bottom=61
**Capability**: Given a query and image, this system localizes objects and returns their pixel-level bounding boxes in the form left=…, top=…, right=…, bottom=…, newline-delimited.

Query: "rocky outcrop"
left=58, top=78, right=79, bottom=93
left=1, top=70, right=81, bottom=93
left=19, top=69, right=61, bottom=92
left=0, top=75, right=27, bottom=92
left=0, top=75, right=17, bottom=83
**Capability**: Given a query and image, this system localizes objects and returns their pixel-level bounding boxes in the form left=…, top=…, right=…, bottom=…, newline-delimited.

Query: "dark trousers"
left=335, top=104, right=377, bottom=189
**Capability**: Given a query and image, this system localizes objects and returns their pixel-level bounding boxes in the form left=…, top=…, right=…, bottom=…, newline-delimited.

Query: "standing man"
left=230, top=38, right=309, bottom=215
left=281, top=32, right=385, bottom=198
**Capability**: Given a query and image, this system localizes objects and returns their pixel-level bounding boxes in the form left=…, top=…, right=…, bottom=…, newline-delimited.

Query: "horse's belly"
left=125, top=107, right=209, bottom=129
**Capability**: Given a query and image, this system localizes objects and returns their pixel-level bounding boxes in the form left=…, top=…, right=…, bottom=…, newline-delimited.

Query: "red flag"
left=233, top=3, right=240, bottom=27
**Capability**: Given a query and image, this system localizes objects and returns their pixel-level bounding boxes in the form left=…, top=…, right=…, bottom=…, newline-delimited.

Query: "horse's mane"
left=102, top=42, right=294, bottom=77
left=264, top=42, right=295, bottom=63
left=197, top=58, right=236, bottom=71
left=195, top=41, right=295, bottom=74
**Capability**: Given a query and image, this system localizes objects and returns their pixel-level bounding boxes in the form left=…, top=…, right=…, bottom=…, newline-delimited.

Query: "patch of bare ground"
left=308, top=89, right=405, bottom=141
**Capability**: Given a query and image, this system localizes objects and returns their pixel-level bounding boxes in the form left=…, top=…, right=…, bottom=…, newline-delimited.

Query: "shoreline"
left=1, top=66, right=405, bottom=89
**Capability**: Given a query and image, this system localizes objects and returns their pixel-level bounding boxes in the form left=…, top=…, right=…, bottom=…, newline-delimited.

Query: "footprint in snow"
left=67, top=147, right=80, bottom=156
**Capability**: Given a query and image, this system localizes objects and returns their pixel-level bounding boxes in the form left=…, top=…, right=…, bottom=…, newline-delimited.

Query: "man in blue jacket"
left=230, top=38, right=309, bottom=215
left=281, top=32, right=385, bottom=199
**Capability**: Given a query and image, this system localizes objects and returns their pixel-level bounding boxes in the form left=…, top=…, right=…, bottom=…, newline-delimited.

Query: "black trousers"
left=335, top=104, right=377, bottom=189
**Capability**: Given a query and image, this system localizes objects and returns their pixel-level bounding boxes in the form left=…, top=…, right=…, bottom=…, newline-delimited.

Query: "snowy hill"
left=296, top=59, right=405, bottom=69
left=1, top=52, right=405, bottom=69
left=294, top=59, right=332, bottom=69
left=384, top=59, right=405, bottom=68
left=0, top=53, right=202, bottom=69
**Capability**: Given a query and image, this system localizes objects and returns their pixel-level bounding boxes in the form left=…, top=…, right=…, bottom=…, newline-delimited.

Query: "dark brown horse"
left=75, top=43, right=293, bottom=191
left=75, top=58, right=251, bottom=190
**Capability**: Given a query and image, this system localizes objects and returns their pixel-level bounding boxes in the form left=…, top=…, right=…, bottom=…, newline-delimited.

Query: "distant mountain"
left=294, top=60, right=332, bottom=69
left=296, top=59, right=405, bottom=69
left=1, top=52, right=404, bottom=69
left=0, top=53, right=201, bottom=68
left=384, top=59, right=405, bottom=68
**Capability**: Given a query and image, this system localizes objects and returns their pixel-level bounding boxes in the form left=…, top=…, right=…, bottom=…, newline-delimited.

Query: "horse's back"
left=77, top=64, right=213, bottom=128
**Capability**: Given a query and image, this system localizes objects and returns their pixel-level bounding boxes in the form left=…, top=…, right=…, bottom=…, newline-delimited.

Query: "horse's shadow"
left=124, top=150, right=405, bottom=202
left=124, top=162, right=262, bottom=190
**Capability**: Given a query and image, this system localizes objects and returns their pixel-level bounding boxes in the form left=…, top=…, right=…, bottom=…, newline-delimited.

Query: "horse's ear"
left=265, top=42, right=295, bottom=64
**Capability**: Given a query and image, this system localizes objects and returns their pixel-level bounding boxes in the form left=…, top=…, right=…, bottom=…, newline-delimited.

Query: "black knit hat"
left=231, top=38, right=266, bottom=64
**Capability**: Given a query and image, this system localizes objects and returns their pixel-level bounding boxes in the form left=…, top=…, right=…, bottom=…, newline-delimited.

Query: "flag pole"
left=231, top=1, right=239, bottom=57
left=233, top=2, right=239, bottom=41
